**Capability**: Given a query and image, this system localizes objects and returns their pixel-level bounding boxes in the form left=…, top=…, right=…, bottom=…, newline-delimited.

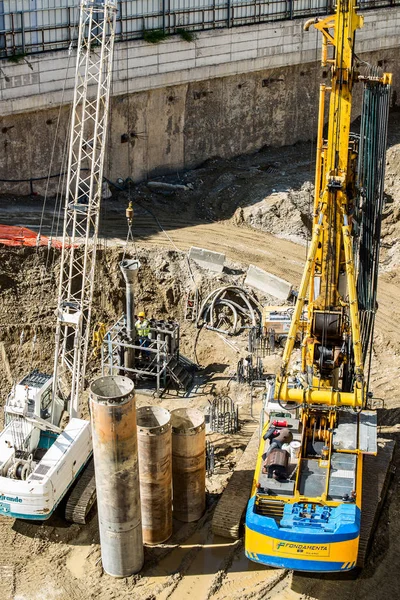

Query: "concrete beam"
left=189, top=247, right=226, bottom=273
left=245, top=265, right=292, bottom=300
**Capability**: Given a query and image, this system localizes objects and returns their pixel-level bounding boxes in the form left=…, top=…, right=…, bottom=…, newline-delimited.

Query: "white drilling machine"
left=0, top=0, right=116, bottom=523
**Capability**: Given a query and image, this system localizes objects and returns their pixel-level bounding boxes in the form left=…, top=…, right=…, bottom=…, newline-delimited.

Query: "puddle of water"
left=65, top=545, right=91, bottom=579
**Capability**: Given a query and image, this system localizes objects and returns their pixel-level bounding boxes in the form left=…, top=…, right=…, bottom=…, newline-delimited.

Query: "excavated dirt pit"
left=1, top=112, right=400, bottom=599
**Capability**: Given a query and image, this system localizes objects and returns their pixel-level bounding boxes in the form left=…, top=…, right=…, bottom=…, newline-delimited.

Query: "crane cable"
left=118, top=46, right=196, bottom=285
left=27, top=9, right=80, bottom=367
left=37, top=7, right=81, bottom=246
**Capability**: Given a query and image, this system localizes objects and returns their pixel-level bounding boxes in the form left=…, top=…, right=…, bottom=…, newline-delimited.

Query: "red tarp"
left=0, top=225, right=63, bottom=248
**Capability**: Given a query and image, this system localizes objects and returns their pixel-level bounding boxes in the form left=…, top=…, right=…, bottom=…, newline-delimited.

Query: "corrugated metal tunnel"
left=170, top=408, right=206, bottom=522
left=137, top=406, right=172, bottom=544
left=90, top=375, right=144, bottom=577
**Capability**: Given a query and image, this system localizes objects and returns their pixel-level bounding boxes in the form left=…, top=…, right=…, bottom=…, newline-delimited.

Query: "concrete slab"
left=189, top=246, right=225, bottom=273
left=245, top=265, right=292, bottom=300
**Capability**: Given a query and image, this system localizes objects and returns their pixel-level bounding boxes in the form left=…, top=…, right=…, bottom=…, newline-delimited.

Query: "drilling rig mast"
left=0, top=0, right=117, bottom=523
left=244, top=0, right=392, bottom=571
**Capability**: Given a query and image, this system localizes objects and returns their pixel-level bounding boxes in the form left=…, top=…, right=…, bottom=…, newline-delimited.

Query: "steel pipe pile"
left=90, top=375, right=144, bottom=577
left=170, top=408, right=206, bottom=522
left=137, top=406, right=172, bottom=544
left=120, top=259, right=140, bottom=370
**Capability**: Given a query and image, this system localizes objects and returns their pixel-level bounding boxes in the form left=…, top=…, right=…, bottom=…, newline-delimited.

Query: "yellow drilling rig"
left=244, top=0, right=392, bottom=571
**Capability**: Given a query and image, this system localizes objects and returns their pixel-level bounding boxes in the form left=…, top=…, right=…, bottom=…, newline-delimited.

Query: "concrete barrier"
left=189, top=247, right=225, bottom=273
left=245, top=265, right=292, bottom=300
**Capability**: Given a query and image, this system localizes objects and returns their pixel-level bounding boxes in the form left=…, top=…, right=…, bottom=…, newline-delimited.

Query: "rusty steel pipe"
left=137, top=406, right=172, bottom=544
left=90, top=375, right=144, bottom=577
left=170, top=408, right=206, bottom=522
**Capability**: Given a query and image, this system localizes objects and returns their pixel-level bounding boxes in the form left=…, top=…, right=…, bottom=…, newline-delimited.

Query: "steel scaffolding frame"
left=101, top=317, right=180, bottom=395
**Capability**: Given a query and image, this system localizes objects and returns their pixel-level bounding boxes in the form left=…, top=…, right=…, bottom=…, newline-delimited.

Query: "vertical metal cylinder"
left=120, top=259, right=140, bottom=370
left=90, top=376, right=144, bottom=577
left=170, top=408, right=206, bottom=522
left=119, top=259, right=141, bottom=340
left=137, top=406, right=172, bottom=544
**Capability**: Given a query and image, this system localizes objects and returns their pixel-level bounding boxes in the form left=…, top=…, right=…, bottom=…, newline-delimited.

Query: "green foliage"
left=179, top=29, right=196, bottom=43
left=7, top=52, right=27, bottom=64
left=143, top=29, right=168, bottom=44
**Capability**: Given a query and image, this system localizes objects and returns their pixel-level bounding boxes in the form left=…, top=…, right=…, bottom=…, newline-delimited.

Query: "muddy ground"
left=1, top=112, right=400, bottom=599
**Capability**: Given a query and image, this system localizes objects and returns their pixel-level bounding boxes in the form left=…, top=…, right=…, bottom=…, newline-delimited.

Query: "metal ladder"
left=184, top=288, right=199, bottom=321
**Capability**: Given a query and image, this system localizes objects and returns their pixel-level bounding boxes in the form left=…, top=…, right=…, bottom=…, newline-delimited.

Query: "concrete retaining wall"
left=0, top=8, right=399, bottom=193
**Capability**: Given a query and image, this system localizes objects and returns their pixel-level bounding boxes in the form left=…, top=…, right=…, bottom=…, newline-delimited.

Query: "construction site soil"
left=1, top=111, right=400, bottom=599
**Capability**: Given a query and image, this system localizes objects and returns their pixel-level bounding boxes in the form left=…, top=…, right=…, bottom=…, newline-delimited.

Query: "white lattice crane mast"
left=53, top=0, right=117, bottom=418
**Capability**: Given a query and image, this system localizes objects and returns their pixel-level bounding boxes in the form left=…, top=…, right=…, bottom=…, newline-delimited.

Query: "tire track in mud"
left=206, top=541, right=288, bottom=600
left=134, top=220, right=306, bottom=285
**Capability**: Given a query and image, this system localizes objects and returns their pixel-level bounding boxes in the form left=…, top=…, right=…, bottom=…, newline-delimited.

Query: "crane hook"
left=126, top=201, right=134, bottom=227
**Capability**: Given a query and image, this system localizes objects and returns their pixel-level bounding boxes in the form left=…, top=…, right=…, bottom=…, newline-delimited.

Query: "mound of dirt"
left=379, top=142, right=400, bottom=271
left=235, top=181, right=313, bottom=244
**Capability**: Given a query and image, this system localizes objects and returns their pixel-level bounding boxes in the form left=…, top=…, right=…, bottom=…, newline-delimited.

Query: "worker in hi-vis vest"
left=135, top=311, right=151, bottom=357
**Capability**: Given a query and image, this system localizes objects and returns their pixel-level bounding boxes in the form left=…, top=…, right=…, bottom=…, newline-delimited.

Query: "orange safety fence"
left=0, top=225, right=63, bottom=248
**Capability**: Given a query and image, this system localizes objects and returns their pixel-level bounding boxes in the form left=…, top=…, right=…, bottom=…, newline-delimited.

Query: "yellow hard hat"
left=138, top=311, right=145, bottom=318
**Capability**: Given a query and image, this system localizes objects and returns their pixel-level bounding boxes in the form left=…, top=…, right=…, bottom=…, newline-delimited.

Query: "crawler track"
left=212, top=426, right=260, bottom=539
left=65, top=458, right=96, bottom=525
left=357, top=438, right=396, bottom=567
